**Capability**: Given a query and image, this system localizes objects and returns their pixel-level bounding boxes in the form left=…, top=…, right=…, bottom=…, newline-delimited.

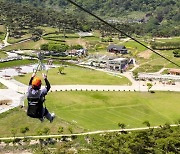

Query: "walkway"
left=0, top=124, right=179, bottom=140
left=0, top=89, right=24, bottom=113
left=1, top=64, right=180, bottom=96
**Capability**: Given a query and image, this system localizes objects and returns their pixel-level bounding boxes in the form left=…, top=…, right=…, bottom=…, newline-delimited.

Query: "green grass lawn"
left=3, top=39, right=49, bottom=51
left=0, top=34, right=5, bottom=43
left=0, top=107, right=84, bottom=137
left=0, top=59, right=36, bottom=69
left=43, top=33, right=79, bottom=40
left=123, top=40, right=148, bottom=52
left=46, top=91, right=180, bottom=131
left=1, top=91, right=179, bottom=137
left=0, top=51, right=8, bottom=59
left=8, top=33, right=32, bottom=44
left=155, top=37, right=180, bottom=43
left=134, top=48, right=180, bottom=73
left=135, top=63, right=164, bottom=73
left=0, top=83, right=7, bottom=89
left=15, top=66, right=131, bottom=85
left=38, top=26, right=59, bottom=34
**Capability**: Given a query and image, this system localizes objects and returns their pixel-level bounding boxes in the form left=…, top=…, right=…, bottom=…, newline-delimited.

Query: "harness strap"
left=27, top=97, right=39, bottom=102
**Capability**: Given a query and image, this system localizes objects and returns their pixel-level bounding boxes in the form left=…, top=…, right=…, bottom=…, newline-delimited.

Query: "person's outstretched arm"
left=29, top=73, right=36, bottom=85
left=42, top=73, right=51, bottom=92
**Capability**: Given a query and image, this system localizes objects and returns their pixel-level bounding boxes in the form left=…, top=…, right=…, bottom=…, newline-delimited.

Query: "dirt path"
left=2, top=27, right=11, bottom=46
left=0, top=124, right=179, bottom=141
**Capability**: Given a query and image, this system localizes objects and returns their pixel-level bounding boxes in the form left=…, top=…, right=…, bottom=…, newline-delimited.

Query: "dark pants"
left=40, top=107, right=53, bottom=121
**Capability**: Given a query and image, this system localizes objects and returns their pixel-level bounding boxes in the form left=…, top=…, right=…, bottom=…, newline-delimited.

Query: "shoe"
left=50, top=113, right=55, bottom=123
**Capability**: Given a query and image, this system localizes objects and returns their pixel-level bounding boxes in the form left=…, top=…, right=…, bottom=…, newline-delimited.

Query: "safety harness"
left=27, top=89, right=45, bottom=118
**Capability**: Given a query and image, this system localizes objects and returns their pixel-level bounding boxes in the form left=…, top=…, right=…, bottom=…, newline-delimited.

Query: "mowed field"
left=45, top=91, right=180, bottom=131
left=0, top=91, right=180, bottom=137
left=15, top=66, right=131, bottom=85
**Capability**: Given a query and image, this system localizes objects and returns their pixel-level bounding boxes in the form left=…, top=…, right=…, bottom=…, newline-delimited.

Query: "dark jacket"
left=27, top=77, right=51, bottom=118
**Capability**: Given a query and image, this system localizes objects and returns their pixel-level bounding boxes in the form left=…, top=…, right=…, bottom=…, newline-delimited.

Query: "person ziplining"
left=26, top=52, right=55, bottom=122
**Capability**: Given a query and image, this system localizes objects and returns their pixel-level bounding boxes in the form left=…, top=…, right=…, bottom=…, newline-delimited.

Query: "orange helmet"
left=32, top=77, right=42, bottom=87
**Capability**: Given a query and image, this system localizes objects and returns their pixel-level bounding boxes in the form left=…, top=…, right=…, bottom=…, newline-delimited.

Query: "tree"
left=58, top=66, right=64, bottom=74
left=155, top=137, right=180, bottom=153
left=118, top=123, right=126, bottom=130
left=133, top=71, right=139, bottom=80
left=147, top=82, right=153, bottom=92
left=58, top=126, right=64, bottom=134
left=42, top=127, right=50, bottom=135
left=40, top=44, right=48, bottom=51
left=176, top=119, right=180, bottom=126
left=68, top=127, right=73, bottom=134
left=70, top=45, right=83, bottom=50
left=143, top=120, right=151, bottom=128
left=20, top=126, right=29, bottom=138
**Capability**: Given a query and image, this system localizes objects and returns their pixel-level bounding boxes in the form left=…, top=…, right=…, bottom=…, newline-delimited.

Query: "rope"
left=65, top=0, right=180, bottom=68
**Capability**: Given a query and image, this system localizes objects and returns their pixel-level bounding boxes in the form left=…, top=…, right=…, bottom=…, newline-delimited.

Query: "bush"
left=40, top=44, right=48, bottom=50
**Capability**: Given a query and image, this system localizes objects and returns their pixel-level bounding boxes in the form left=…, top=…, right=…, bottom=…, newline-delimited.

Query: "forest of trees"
left=88, top=125, right=180, bottom=153
left=2, top=123, right=180, bottom=153
left=1, top=0, right=179, bottom=37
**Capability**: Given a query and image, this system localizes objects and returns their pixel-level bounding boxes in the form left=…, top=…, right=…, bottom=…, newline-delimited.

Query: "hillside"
left=4, top=0, right=180, bottom=37
left=6, top=0, right=180, bottom=21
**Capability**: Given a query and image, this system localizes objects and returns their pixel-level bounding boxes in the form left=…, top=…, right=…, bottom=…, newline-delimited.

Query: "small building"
left=68, top=49, right=88, bottom=56
left=107, top=45, right=128, bottom=54
left=107, top=58, right=129, bottom=71
left=169, top=69, right=180, bottom=75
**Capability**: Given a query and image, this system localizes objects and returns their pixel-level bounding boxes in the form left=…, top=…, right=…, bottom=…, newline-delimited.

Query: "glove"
left=32, top=73, right=36, bottom=78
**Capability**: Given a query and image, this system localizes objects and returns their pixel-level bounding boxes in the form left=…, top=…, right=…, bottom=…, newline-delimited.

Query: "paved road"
left=0, top=65, right=180, bottom=105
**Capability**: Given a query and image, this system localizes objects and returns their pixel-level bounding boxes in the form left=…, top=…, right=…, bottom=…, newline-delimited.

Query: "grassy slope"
left=15, top=66, right=131, bottom=85
left=38, top=26, right=59, bottom=34
left=155, top=37, right=180, bottom=43
left=8, top=33, right=32, bottom=44
left=0, top=51, right=8, bottom=59
left=0, top=108, right=83, bottom=137
left=123, top=40, right=148, bottom=52
left=135, top=49, right=180, bottom=73
left=46, top=91, right=180, bottom=130
left=0, top=91, right=180, bottom=137
left=3, top=39, right=49, bottom=51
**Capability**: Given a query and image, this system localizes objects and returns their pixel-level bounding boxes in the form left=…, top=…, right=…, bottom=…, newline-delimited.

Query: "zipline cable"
left=66, top=0, right=180, bottom=68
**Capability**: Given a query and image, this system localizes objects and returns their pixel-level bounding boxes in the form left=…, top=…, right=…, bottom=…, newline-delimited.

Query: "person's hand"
left=42, top=73, right=47, bottom=79
left=32, top=73, right=36, bottom=78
